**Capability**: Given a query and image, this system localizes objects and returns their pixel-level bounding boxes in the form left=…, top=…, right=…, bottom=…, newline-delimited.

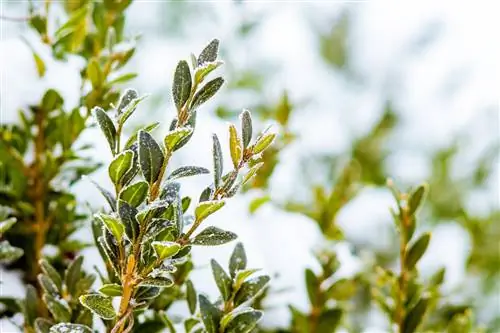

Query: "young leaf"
left=191, top=77, right=224, bottom=110
left=229, top=124, right=242, bottom=168
left=95, top=213, right=124, bottom=242
left=405, top=232, right=431, bottom=269
left=234, top=269, right=261, bottom=289
left=119, top=181, right=149, bottom=207
left=195, top=60, right=223, bottom=83
left=229, top=242, right=247, bottom=278
left=212, top=134, right=223, bottom=188
left=99, top=283, right=123, bottom=297
left=108, top=150, right=134, bottom=186
left=167, top=166, right=209, bottom=181
left=173, top=60, right=192, bottom=110
left=118, top=200, right=139, bottom=242
left=211, top=259, right=232, bottom=301
left=234, top=275, right=270, bottom=306
left=79, top=294, right=116, bottom=320
left=43, top=294, right=71, bottom=322
left=138, top=130, right=165, bottom=184
left=191, top=226, right=237, bottom=246
left=240, top=110, right=252, bottom=149
left=39, top=259, right=62, bottom=292
left=87, top=58, right=103, bottom=88
left=164, top=127, right=193, bottom=151
left=186, top=280, right=197, bottom=315
left=327, top=278, right=357, bottom=301
left=252, top=133, right=276, bottom=154
left=93, top=107, right=116, bottom=153
left=0, top=217, right=16, bottom=233
left=195, top=200, right=225, bottom=221
left=224, top=309, right=263, bottom=333
left=152, top=241, right=181, bottom=260
left=408, top=184, right=428, bottom=216
left=49, top=323, right=92, bottom=333
left=403, top=297, right=429, bottom=333
left=199, top=294, right=222, bottom=333
left=198, top=39, right=220, bottom=65
left=242, top=162, right=264, bottom=185
left=65, top=256, right=83, bottom=296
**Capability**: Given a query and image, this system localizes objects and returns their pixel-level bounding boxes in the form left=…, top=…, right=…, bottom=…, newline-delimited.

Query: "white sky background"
left=0, top=0, right=499, bottom=332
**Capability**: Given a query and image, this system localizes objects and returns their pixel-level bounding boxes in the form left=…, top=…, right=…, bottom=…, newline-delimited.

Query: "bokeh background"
left=1, top=1, right=498, bottom=332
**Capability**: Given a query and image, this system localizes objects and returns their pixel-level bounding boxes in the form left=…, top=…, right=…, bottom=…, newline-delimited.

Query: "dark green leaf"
left=65, top=256, right=83, bottom=296
left=118, top=200, right=139, bottom=242
left=229, top=242, right=247, bottom=278
left=224, top=309, right=263, bottom=333
left=190, top=77, right=224, bottom=110
left=234, top=275, right=270, bottom=306
left=198, top=39, right=220, bottom=66
left=167, top=166, right=209, bottom=181
left=240, top=110, right=252, bottom=149
left=403, top=297, right=429, bottom=333
left=211, top=259, right=232, bottom=301
left=191, top=226, right=236, bottom=246
left=49, top=323, right=92, bottom=333
left=24, top=285, right=38, bottom=326
left=138, top=130, right=165, bottom=184
left=186, top=280, right=197, bottom=315
left=305, top=269, right=319, bottom=306
left=199, top=294, right=222, bottom=333
left=317, top=308, right=343, bottom=333
left=40, top=259, right=62, bottom=292
left=43, top=294, right=71, bottom=322
left=140, top=277, right=174, bottom=287
left=79, top=294, right=116, bottom=320
left=405, top=232, right=431, bottom=269
left=124, top=122, right=160, bottom=149
left=408, top=184, right=428, bottom=216
left=117, top=88, right=138, bottom=115
left=173, top=60, right=192, bottom=110
left=212, top=134, right=223, bottom=188
left=93, top=106, right=116, bottom=153
left=86, top=176, right=116, bottom=211
left=119, top=181, right=149, bottom=207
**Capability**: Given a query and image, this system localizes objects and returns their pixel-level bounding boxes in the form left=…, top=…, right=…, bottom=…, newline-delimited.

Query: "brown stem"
left=113, top=255, right=136, bottom=333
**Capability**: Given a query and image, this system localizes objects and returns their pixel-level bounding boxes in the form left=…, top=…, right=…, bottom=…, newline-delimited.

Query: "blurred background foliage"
left=0, top=0, right=497, bottom=332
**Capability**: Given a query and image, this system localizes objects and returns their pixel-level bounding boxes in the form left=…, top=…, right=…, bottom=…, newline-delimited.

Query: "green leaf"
left=234, top=275, right=270, bottom=306
left=93, top=106, right=116, bottom=153
left=224, top=309, right=263, bottom=333
left=195, top=200, right=225, bottom=222
left=403, top=297, right=429, bottom=333
left=95, top=213, right=124, bottom=242
left=249, top=196, right=270, bottom=214
left=0, top=241, right=23, bottom=263
left=191, top=226, right=237, bottom=246
left=34, top=318, right=53, bottom=333
left=116, top=88, right=138, bottom=114
left=140, top=277, right=174, bottom=287
left=87, top=58, right=104, bottom=88
left=212, top=134, right=223, bottom=188
left=49, top=323, right=92, bottom=333
left=191, top=77, right=224, bottom=110
left=99, top=283, right=123, bottom=297
left=182, top=196, right=192, bottom=213
left=405, top=232, right=431, bottom=269
left=242, top=162, right=263, bottom=185
left=327, top=278, right=357, bottom=301
left=167, top=166, right=209, bottom=181
left=305, top=269, right=319, bottom=306
left=252, top=133, right=276, bottom=154
left=119, top=181, right=149, bottom=207
left=40, top=259, right=62, bottom=292
left=173, top=60, right=192, bottom=110
left=65, top=256, right=83, bottom=296
left=195, top=60, right=223, bottom=83
left=42, top=89, right=63, bottom=111
left=108, top=150, right=134, bottom=185
left=24, top=285, right=38, bottom=326
left=38, top=274, right=59, bottom=296
left=124, top=122, right=159, bottom=149
left=228, top=124, right=242, bottom=169
left=79, top=294, right=116, bottom=320
left=138, top=130, right=165, bottom=184
left=119, top=94, right=149, bottom=126
left=240, top=110, right=252, bottom=149
left=164, top=127, right=193, bottom=151
left=186, top=280, right=197, bottom=315
left=198, top=39, right=220, bottom=65
left=199, top=294, right=222, bottom=333
left=234, top=269, right=260, bottom=289
left=33, top=51, right=46, bottom=77
left=229, top=242, right=247, bottom=278
left=118, top=200, right=139, bottom=242
left=408, top=184, right=428, bottom=216
left=152, top=241, right=181, bottom=260
left=43, top=294, right=71, bottom=322
left=211, top=259, right=232, bottom=301
left=317, top=308, right=343, bottom=333
left=86, top=176, right=116, bottom=211
left=0, top=217, right=16, bottom=233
